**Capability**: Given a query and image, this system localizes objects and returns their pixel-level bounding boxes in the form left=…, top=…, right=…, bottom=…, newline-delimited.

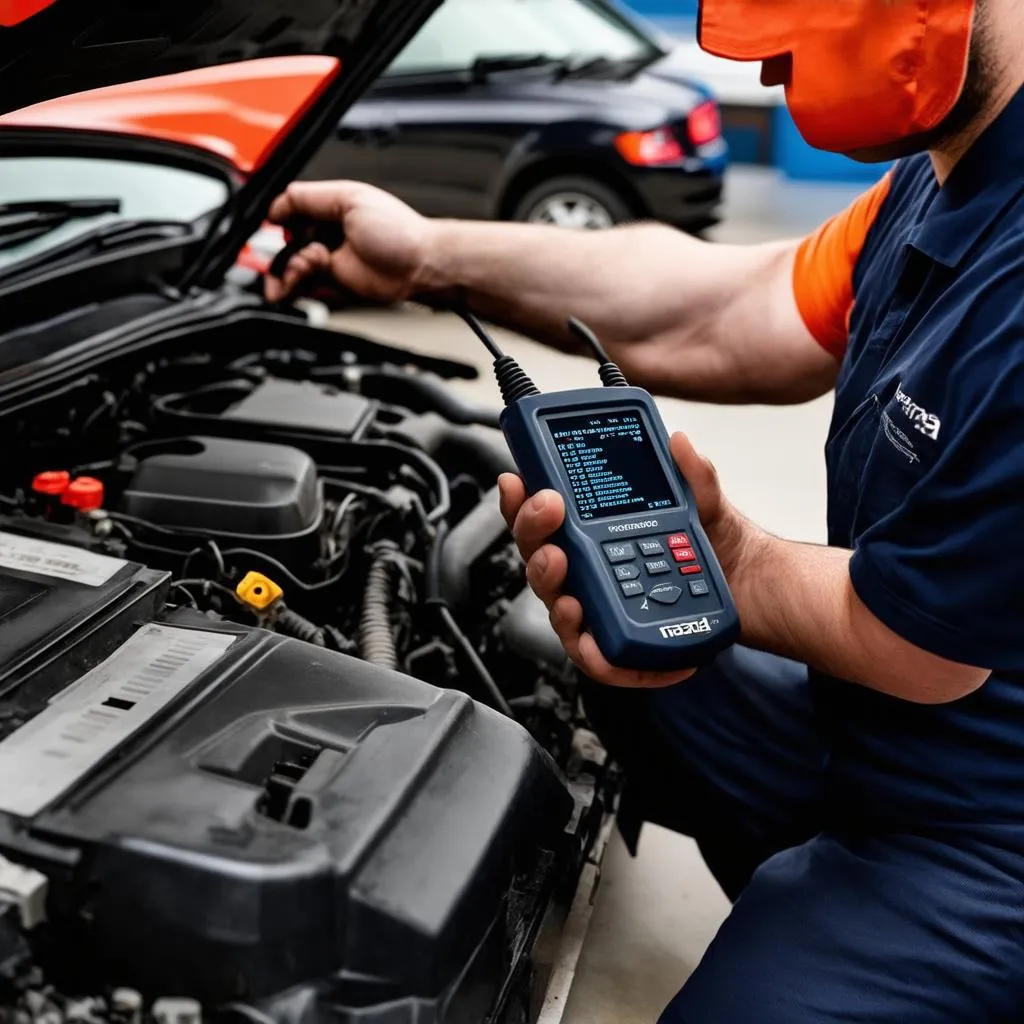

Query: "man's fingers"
left=512, top=489, right=566, bottom=561
left=497, top=473, right=528, bottom=531
left=669, top=431, right=722, bottom=523
left=498, top=471, right=695, bottom=689
left=549, top=595, right=585, bottom=651
left=265, top=242, right=331, bottom=302
left=525, top=544, right=568, bottom=608
left=575, top=632, right=694, bottom=689
left=268, top=180, right=369, bottom=227
left=550, top=597, right=695, bottom=689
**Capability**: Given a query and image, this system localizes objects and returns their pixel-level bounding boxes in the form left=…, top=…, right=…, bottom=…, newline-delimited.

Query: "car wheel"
left=513, top=176, right=632, bottom=230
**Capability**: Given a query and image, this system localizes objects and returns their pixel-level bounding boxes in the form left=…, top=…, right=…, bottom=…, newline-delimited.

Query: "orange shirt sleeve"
left=793, top=172, right=893, bottom=360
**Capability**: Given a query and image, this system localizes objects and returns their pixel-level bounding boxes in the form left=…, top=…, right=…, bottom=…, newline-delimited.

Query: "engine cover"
left=0, top=531, right=572, bottom=1021
left=122, top=436, right=322, bottom=542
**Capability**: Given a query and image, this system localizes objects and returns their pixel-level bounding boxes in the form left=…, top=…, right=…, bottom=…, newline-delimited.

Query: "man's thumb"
left=669, top=431, right=722, bottom=523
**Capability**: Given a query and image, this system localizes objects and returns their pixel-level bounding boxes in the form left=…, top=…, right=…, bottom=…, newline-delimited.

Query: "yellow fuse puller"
left=236, top=571, right=283, bottom=612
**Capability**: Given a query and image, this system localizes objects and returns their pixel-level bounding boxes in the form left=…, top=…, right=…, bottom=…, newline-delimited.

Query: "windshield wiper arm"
left=471, top=53, right=567, bottom=82
left=559, top=52, right=661, bottom=80
left=0, top=198, right=122, bottom=250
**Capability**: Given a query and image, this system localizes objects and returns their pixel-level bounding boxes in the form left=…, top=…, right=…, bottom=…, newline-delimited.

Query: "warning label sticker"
left=0, top=624, right=235, bottom=818
left=0, top=531, right=125, bottom=588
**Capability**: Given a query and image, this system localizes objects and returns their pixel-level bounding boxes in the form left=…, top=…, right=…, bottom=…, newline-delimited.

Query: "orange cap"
left=61, top=477, right=105, bottom=512
left=31, top=470, right=71, bottom=496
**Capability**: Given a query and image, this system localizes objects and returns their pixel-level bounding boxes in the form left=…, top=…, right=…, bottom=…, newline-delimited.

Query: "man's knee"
left=581, top=649, right=827, bottom=897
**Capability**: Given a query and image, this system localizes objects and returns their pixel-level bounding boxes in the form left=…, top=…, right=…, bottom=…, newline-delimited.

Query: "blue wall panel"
left=772, top=107, right=892, bottom=183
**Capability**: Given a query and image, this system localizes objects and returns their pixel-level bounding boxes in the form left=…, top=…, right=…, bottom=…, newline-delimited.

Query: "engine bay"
left=0, top=306, right=614, bottom=1024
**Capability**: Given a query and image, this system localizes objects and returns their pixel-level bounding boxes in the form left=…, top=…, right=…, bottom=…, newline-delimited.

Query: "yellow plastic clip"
left=235, top=571, right=283, bottom=612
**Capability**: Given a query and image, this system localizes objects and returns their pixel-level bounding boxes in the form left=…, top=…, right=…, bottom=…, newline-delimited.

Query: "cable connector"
left=493, top=354, right=542, bottom=404
left=454, top=308, right=540, bottom=406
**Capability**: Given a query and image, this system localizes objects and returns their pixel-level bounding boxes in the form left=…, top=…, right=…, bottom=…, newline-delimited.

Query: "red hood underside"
left=0, top=55, right=339, bottom=174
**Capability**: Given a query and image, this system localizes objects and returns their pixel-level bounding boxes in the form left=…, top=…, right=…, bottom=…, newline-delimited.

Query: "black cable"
left=437, top=605, right=514, bottom=719
left=220, top=547, right=345, bottom=592
left=173, top=577, right=244, bottom=605
left=453, top=307, right=540, bottom=406
left=169, top=582, right=199, bottom=609
left=105, top=510, right=184, bottom=537
left=181, top=539, right=226, bottom=580
left=568, top=317, right=630, bottom=388
left=455, top=307, right=506, bottom=361
left=425, top=522, right=513, bottom=718
left=321, top=439, right=451, bottom=524
left=276, top=607, right=326, bottom=647
left=323, top=624, right=357, bottom=654
left=567, top=316, right=611, bottom=363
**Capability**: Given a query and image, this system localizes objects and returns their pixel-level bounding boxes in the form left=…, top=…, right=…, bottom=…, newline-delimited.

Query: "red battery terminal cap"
left=61, top=476, right=105, bottom=512
left=31, top=470, right=71, bottom=496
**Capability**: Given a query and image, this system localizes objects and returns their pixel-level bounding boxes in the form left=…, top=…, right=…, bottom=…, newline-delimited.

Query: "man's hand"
left=498, top=431, right=761, bottom=688
left=264, top=181, right=438, bottom=304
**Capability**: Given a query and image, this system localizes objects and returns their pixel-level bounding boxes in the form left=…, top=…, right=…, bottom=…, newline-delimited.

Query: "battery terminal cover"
left=31, top=471, right=71, bottom=497
left=61, top=477, right=105, bottom=511
left=236, top=571, right=283, bottom=612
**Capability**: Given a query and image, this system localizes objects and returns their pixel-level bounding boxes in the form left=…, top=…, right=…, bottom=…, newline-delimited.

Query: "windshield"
left=387, top=0, right=658, bottom=76
left=0, top=156, right=229, bottom=273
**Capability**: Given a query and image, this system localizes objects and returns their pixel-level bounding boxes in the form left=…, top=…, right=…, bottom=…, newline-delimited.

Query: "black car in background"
left=301, top=0, right=728, bottom=231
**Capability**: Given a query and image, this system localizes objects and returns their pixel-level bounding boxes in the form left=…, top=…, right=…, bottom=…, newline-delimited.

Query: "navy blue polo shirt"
left=817, top=84, right=1024, bottom=828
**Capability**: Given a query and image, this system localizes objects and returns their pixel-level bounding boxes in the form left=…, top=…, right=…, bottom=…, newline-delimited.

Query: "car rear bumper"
left=630, top=165, right=726, bottom=231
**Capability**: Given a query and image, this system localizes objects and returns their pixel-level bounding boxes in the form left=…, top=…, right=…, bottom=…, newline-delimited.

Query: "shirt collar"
left=909, top=83, right=1024, bottom=268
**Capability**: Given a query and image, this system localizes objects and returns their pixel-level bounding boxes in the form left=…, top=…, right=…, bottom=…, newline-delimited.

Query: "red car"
left=0, top=57, right=343, bottom=278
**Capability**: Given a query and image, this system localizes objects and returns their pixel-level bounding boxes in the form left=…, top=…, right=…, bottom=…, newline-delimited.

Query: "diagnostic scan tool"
left=462, top=312, right=740, bottom=671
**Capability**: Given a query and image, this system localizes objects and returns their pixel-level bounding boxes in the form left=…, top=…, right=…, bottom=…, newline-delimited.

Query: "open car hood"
left=0, top=0, right=443, bottom=288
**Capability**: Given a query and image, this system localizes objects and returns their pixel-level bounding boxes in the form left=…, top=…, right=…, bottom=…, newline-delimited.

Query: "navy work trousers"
left=582, top=648, right=1024, bottom=1023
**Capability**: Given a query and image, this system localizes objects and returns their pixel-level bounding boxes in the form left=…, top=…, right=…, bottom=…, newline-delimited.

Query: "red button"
left=667, top=533, right=690, bottom=548
left=32, top=470, right=70, bottom=496
left=61, top=477, right=105, bottom=512
left=672, top=548, right=697, bottom=562
left=680, top=565, right=703, bottom=575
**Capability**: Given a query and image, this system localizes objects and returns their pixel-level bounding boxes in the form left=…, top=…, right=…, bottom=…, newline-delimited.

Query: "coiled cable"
left=276, top=607, right=326, bottom=647
left=359, top=543, right=400, bottom=670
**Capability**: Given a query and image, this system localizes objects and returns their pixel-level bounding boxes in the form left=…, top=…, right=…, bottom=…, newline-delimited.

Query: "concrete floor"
left=332, top=166, right=865, bottom=1023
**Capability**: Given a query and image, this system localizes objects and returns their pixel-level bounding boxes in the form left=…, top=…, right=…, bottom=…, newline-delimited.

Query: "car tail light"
left=614, top=127, right=684, bottom=166
left=687, top=100, right=722, bottom=147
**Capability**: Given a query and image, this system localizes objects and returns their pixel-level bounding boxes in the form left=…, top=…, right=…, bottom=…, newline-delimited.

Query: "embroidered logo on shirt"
left=894, top=383, right=941, bottom=440
left=881, top=410, right=920, bottom=463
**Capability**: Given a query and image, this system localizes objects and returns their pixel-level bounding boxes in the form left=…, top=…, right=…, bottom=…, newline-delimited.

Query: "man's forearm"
left=732, top=530, right=989, bottom=703
left=420, top=219, right=837, bottom=405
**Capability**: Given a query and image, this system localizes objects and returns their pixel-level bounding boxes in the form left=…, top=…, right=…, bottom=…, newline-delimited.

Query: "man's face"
left=698, top=0, right=978, bottom=155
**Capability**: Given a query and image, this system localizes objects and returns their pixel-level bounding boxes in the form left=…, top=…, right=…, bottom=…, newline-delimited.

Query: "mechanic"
left=266, top=0, right=1024, bottom=1018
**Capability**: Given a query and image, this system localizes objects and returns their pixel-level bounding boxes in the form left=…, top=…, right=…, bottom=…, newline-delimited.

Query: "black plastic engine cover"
left=224, top=378, right=376, bottom=440
left=122, top=436, right=322, bottom=540
left=0, top=537, right=572, bottom=1019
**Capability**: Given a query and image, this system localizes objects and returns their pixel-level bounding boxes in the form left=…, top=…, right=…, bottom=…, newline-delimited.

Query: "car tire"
left=512, top=175, right=633, bottom=230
